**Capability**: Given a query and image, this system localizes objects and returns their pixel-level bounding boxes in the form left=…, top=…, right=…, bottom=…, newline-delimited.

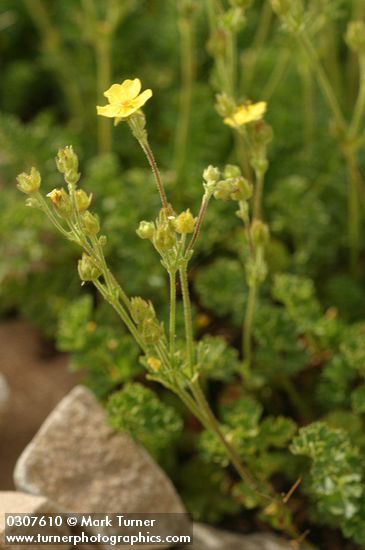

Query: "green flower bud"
left=56, top=145, right=78, bottom=174
left=78, top=253, right=102, bottom=281
left=203, top=165, right=221, bottom=184
left=224, top=164, right=241, bottom=179
left=215, top=93, right=236, bottom=118
left=128, top=111, right=147, bottom=141
left=136, top=221, right=155, bottom=240
left=213, top=180, right=235, bottom=201
left=82, top=211, right=100, bottom=235
left=154, top=223, right=176, bottom=251
left=47, top=188, right=73, bottom=218
left=220, top=7, right=246, bottom=33
left=173, top=209, right=195, bottom=234
left=251, top=120, right=273, bottom=147
left=346, top=21, right=365, bottom=53
left=99, top=235, right=107, bottom=247
left=75, top=189, right=92, bottom=211
left=16, top=167, right=41, bottom=194
left=25, top=197, right=41, bottom=209
left=56, top=146, right=80, bottom=186
left=141, top=318, right=164, bottom=345
left=251, top=220, right=270, bottom=247
left=246, top=256, right=268, bottom=286
left=130, top=297, right=155, bottom=325
left=251, top=156, right=269, bottom=176
left=270, top=0, right=291, bottom=16
left=231, top=177, right=253, bottom=201
left=206, top=30, right=227, bottom=58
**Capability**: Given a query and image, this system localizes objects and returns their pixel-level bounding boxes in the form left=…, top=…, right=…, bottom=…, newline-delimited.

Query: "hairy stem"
left=189, top=376, right=272, bottom=499
left=243, top=282, right=257, bottom=376
left=298, top=32, right=346, bottom=132
left=350, top=53, right=365, bottom=138
left=138, top=139, right=169, bottom=210
left=179, top=263, right=194, bottom=373
left=253, top=171, right=264, bottom=220
left=187, top=192, right=211, bottom=253
left=169, top=269, right=177, bottom=360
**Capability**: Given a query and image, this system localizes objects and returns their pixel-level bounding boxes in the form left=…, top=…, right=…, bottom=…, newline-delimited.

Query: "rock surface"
left=185, top=524, right=296, bottom=550
left=0, top=491, right=70, bottom=550
left=14, top=385, right=186, bottom=549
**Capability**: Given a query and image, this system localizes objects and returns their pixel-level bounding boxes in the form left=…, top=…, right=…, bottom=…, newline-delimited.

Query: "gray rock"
left=0, top=373, right=9, bottom=423
left=0, top=491, right=70, bottom=550
left=183, top=524, right=296, bottom=549
left=14, top=385, right=187, bottom=549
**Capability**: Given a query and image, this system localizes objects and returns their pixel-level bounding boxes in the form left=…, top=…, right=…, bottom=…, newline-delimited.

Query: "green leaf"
left=57, top=295, right=93, bottom=352
left=258, top=416, right=297, bottom=449
left=107, top=383, right=183, bottom=461
left=196, top=335, right=240, bottom=381
left=351, top=384, right=365, bottom=415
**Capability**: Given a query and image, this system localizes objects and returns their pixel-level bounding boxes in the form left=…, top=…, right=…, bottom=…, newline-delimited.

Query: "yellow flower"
left=224, top=101, right=267, bottom=128
left=47, top=188, right=65, bottom=205
left=96, top=78, right=152, bottom=120
left=147, top=357, right=161, bottom=372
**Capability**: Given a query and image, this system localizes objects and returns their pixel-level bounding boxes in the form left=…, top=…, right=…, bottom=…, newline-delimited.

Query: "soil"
left=0, top=320, right=81, bottom=489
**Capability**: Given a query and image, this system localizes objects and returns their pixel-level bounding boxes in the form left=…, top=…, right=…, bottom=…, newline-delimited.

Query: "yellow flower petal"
left=103, top=84, right=122, bottom=104
left=224, top=101, right=267, bottom=127
left=119, top=78, right=142, bottom=100
left=96, top=104, right=121, bottom=117
left=131, top=89, right=153, bottom=110
left=97, top=78, right=152, bottom=121
left=224, top=116, right=237, bottom=128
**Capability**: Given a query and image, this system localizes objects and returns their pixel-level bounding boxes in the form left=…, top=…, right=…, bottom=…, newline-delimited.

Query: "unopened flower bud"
left=215, top=93, right=236, bottom=118
left=346, top=21, right=365, bottom=52
left=16, top=167, right=41, bottom=194
left=130, top=297, right=155, bottom=325
left=47, top=188, right=72, bottom=218
left=128, top=111, right=147, bottom=141
left=224, top=164, right=241, bottom=179
left=214, top=180, right=235, bottom=201
left=78, top=253, right=102, bottom=281
left=56, top=145, right=78, bottom=173
left=141, top=318, right=164, bottom=345
left=206, top=30, right=227, bottom=58
left=231, top=177, right=253, bottom=201
left=136, top=221, right=155, bottom=240
left=220, top=7, right=246, bottom=33
left=251, top=156, right=269, bottom=175
left=154, top=223, right=176, bottom=251
left=25, top=197, right=41, bottom=208
left=251, top=120, right=273, bottom=146
left=56, top=146, right=80, bottom=186
left=251, top=220, right=270, bottom=246
left=147, top=357, right=161, bottom=372
left=270, top=0, right=291, bottom=16
left=246, top=256, right=268, bottom=286
left=203, top=165, right=221, bottom=184
left=75, top=189, right=92, bottom=211
left=173, top=209, right=195, bottom=234
left=82, top=211, right=100, bottom=235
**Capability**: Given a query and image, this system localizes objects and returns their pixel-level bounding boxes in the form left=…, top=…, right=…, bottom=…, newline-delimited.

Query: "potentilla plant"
left=17, top=77, right=307, bottom=542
